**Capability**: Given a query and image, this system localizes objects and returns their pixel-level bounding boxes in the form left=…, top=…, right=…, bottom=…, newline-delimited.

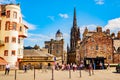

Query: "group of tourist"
left=55, top=63, right=84, bottom=71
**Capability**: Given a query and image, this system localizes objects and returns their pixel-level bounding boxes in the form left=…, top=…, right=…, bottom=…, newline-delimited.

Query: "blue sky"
left=1, top=0, right=120, bottom=49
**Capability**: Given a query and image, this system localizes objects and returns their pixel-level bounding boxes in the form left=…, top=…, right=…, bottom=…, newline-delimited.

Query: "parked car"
left=116, top=63, right=120, bottom=73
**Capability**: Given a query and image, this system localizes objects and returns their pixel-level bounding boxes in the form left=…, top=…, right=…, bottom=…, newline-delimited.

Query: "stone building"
left=19, top=49, right=54, bottom=69
left=67, top=8, right=120, bottom=65
left=112, top=31, right=120, bottom=63
left=67, top=8, right=81, bottom=64
left=80, top=27, right=113, bottom=66
left=0, top=4, right=28, bottom=69
left=44, top=30, right=64, bottom=64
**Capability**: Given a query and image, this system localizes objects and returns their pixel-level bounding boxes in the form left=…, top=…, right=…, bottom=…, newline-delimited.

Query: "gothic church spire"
left=73, top=7, right=77, bottom=28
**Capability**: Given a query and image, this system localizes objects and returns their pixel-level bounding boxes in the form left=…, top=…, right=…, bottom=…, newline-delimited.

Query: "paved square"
left=0, top=67, right=120, bottom=80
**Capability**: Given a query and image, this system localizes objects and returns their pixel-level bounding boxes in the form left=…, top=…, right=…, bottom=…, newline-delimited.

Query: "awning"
left=0, top=57, right=7, bottom=65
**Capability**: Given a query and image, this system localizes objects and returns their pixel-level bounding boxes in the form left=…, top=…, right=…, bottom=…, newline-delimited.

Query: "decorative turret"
left=117, top=31, right=120, bottom=39
left=106, top=29, right=110, bottom=35
left=83, top=27, right=88, bottom=38
left=97, top=26, right=102, bottom=32
left=111, top=33, right=115, bottom=39
left=55, top=29, right=63, bottom=40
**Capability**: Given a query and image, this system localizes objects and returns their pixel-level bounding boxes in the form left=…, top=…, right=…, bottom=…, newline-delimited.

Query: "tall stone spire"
left=70, top=8, right=80, bottom=52
left=73, top=7, right=77, bottom=28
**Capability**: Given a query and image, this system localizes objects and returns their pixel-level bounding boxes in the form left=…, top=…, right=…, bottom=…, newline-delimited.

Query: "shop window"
left=5, top=37, right=9, bottom=43
left=12, top=50, right=16, bottom=56
left=6, top=10, right=10, bottom=18
left=12, top=37, right=16, bottom=43
left=4, top=50, right=8, bottom=56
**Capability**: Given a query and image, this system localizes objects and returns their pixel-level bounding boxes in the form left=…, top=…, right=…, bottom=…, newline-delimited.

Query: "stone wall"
left=113, top=53, right=120, bottom=63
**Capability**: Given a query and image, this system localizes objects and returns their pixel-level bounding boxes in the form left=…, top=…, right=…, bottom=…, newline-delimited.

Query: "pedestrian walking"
left=24, top=65, right=27, bottom=73
left=5, top=64, right=10, bottom=75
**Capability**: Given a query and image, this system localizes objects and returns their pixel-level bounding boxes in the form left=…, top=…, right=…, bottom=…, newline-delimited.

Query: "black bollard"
left=89, top=68, right=91, bottom=76
left=69, top=69, right=71, bottom=79
left=34, top=67, right=35, bottom=80
left=51, top=67, right=54, bottom=80
left=92, top=68, right=94, bottom=75
left=15, top=69, right=17, bottom=80
left=79, top=68, right=81, bottom=77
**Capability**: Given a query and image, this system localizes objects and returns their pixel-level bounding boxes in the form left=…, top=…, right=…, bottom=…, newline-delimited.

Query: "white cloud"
left=59, top=13, right=69, bottom=19
left=48, top=16, right=55, bottom=21
left=28, top=33, right=51, bottom=40
left=0, top=0, right=16, bottom=4
left=22, top=20, right=37, bottom=30
left=80, top=24, right=97, bottom=33
left=63, top=33, right=69, bottom=38
left=95, top=0, right=104, bottom=5
left=104, top=18, right=120, bottom=32
left=24, top=32, right=55, bottom=47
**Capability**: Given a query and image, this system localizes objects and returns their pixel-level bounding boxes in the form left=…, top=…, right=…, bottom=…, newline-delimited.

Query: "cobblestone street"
left=0, top=67, right=120, bottom=80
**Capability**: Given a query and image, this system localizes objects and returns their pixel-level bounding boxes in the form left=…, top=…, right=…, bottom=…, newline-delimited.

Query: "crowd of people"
left=4, top=61, right=110, bottom=75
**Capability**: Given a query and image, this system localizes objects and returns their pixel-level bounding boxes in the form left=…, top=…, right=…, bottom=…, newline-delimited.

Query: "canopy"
left=0, top=57, right=7, bottom=65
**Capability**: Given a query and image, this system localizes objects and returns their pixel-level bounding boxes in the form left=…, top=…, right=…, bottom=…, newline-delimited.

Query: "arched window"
left=11, top=50, right=16, bottom=56
left=12, top=22, right=17, bottom=30
left=5, top=21, right=10, bottom=30
left=4, top=50, right=8, bottom=56
left=20, top=26, right=22, bottom=31
left=6, top=10, right=10, bottom=18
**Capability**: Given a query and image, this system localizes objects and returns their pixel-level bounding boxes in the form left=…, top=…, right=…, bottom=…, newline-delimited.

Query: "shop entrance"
left=84, top=57, right=106, bottom=69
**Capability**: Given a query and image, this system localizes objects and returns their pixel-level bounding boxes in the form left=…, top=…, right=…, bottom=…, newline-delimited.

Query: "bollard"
left=69, top=69, right=71, bottom=79
left=79, top=68, right=81, bottom=77
left=89, top=68, right=91, bottom=76
left=92, top=68, right=94, bottom=75
left=51, top=67, right=54, bottom=80
left=15, top=69, right=17, bottom=80
left=34, top=67, right=35, bottom=80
